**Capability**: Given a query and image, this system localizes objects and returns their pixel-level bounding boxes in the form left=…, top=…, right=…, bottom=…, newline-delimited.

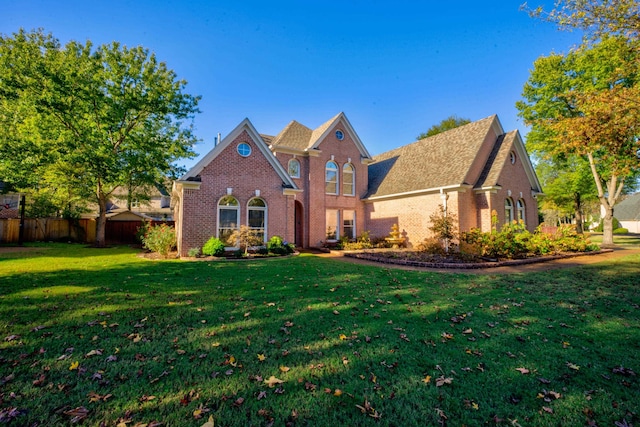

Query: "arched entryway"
left=294, top=200, right=304, bottom=247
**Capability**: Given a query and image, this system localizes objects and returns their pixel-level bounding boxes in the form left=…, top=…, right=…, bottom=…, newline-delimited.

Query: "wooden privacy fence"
left=0, top=218, right=174, bottom=244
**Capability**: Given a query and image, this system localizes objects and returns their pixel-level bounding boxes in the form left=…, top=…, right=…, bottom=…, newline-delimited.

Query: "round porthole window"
left=237, top=143, right=251, bottom=157
left=510, top=151, right=516, bottom=164
left=335, top=130, right=344, bottom=141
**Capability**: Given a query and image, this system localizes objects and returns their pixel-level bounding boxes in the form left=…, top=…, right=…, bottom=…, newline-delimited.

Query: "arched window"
left=325, top=161, right=338, bottom=194
left=248, top=197, right=267, bottom=243
left=505, top=198, right=514, bottom=223
left=517, top=199, right=526, bottom=224
left=343, top=163, right=355, bottom=196
left=218, top=195, right=239, bottom=245
left=288, top=159, right=300, bottom=178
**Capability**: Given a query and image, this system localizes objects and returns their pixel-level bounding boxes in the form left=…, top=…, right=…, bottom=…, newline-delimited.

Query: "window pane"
left=288, top=159, right=300, bottom=178
left=219, top=208, right=238, bottom=228
left=326, top=210, right=338, bottom=239
left=326, top=161, right=338, bottom=194
left=248, top=198, right=266, bottom=207
left=219, top=196, right=238, bottom=206
left=248, top=210, right=265, bottom=228
left=343, top=164, right=354, bottom=195
left=343, top=210, right=355, bottom=239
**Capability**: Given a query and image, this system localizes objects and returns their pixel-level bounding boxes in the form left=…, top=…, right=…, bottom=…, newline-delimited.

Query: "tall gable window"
left=505, top=198, right=514, bottom=223
left=248, top=198, right=267, bottom=243
left=343, top=163, right=355, bottom=196
left=218, top=195, right=239, bottom=245
left=288, top=159, right=300, bottom=178
left=517, top=199, right=525, bottom=224
left=325, top=161, right=338, bottom=194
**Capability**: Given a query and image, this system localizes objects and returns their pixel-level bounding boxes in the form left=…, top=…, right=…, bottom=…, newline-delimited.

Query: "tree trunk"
left=573, top=192, right=583, bottom=234
left=95, top=194, right=107, bottom=248
left=601, top=205, right=615, bottom=247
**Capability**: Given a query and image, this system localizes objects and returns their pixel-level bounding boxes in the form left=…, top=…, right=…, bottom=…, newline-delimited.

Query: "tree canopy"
left=416, top=115, right=471, bottom=140
left=0, top=29, right=200, bottom=246
left=517, top=35, right=640, bottom=244
left=522, top=0, right=640, bottom=41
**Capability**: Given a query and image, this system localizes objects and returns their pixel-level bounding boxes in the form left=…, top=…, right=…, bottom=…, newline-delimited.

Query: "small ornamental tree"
left=227, top=225, right=263, bottom=255
left=428, top=204, right=458, bottom=253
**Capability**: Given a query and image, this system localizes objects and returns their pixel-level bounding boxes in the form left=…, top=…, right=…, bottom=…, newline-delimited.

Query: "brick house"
left=172, top=113, right=542, bottom=256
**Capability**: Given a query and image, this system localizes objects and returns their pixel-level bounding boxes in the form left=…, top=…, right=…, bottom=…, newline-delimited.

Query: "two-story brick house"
left=172, top=113, right=542, bottom=257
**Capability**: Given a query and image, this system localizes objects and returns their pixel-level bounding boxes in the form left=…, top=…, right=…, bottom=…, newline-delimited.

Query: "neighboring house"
left=83, top=183, right=173, bottom=221
left=615, top=192, right=640, bottom=233
left=0, top=193, right=20, bottom=219
left=173, top=113, right=542, bottom=257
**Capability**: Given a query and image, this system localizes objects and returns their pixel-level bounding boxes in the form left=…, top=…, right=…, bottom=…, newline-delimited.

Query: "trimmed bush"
left=187, top=247, right=201, bottom=257
left=594, top=217, right=621, bottom=232
left=614, top=227, right=629, bottom=234
left=343, top=231, right=374, bottom=250
left=141, top=224, right=176, bottom=257
left=267, top=236, right=294, bottom=255
left=202, top=237, right=225, bottom=257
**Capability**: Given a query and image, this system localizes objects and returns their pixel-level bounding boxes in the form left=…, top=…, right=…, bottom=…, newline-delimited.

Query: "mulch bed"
left=344, top=249, right=614, bottom=269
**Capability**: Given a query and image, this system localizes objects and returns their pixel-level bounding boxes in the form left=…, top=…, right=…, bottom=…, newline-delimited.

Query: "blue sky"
left=2, top=1, right=583, bottom=169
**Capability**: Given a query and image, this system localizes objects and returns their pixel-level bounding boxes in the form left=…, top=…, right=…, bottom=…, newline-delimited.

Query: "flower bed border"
left=344, top=248, right=614, bottom=269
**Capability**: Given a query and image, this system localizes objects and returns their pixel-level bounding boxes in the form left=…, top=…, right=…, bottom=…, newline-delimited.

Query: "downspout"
left=440, top=188, right=449, bottom=253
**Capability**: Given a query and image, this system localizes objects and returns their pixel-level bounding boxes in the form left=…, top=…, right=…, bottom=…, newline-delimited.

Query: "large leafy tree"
left=523, top=0, right=640, bottom=40
left=534, top=155, right=598, bottom=232
left=0, top=29, right=200, bottom=246
left=517, top=35, right=640, bottom=245
left=416, top=115, right=471, bottom=140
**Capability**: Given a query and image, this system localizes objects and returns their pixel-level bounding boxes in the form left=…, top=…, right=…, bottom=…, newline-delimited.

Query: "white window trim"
left=342, top=163, right=355, bottom=196
left=217, top=196, right=240, bottom=249
left=288, top=158, right=301, bottom=178
left=325, top=161, right=339, bottom=195
left=343, top=210, right=356, bottom=239
left=505, top=198, right=514, bottom=223
left=517, top=199, right=526, bottom=224
left=247, top=197, right=268, bottom=244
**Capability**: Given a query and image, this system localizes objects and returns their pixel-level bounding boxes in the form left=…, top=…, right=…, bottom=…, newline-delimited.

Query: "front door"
left=294, top=201, right=303, bottom=247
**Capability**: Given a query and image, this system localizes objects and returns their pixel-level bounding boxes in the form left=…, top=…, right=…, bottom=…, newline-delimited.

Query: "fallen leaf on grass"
left=264, top=376, right=284, bottom=387
left=200, top=415, right=215, bottom=427
left=63, top=406, right=89, bottom=423
left=69, top=361, right=80, bottom=371
left=279, top=366, right=290, bottom=373
left=566, top=362, right=580, bottom=371
left=542, top=406, right=554, bottom=414
left=257, top=353, right=266, bottom=362
left=139, top=395, right=156, bottom=402
left=516, top=367, right=530, bottom=375
left=355, top=399, right=381, bottom=419
left=422, top=375, right=432, bottom=384
left=435, top=376, right=453, bottom=387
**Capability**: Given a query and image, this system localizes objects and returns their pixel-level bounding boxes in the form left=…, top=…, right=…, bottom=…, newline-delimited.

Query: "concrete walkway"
left=308, top=246, right=640, bottom=274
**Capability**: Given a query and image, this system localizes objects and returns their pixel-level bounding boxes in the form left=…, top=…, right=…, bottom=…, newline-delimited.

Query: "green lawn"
left=586, top=232, right=640, bottom=247
left=1, top=244, right=639, bottom=426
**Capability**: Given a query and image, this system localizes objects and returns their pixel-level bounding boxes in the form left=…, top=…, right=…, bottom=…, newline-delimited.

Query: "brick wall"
left=488, top=148, right=539, bottom=231
left=273, top=120, right=369, bottom=247
left=178, top=130, right=295, bottom=256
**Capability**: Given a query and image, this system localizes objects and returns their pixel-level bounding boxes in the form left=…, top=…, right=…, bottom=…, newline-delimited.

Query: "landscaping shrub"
left=594, top=217, right=621, bottom=232
left=187, top=247, right=201, bottom=257
left=141, top=223, right=176, bottom=257
left=614, top=227, right=629, bottom=234
left=428, top=204, right=457, bottom=253
left=342, top=231, right=374, bottom=250
left=202, top=237, right=225, bottom=257
left=267, top=235, right=294, bottom=255
left=461, top=219, right=599, bottom=260
left=415, top=237, right=446, bottom=255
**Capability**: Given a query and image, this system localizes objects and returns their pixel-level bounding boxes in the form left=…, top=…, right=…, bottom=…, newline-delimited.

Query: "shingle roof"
left=366, top=115, right=497, bottom=198
left=269, top=120, right=313, bottom=150
left=474, top=130, right=518, bottom=188
left=615, top=192, right=640, bottom=220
